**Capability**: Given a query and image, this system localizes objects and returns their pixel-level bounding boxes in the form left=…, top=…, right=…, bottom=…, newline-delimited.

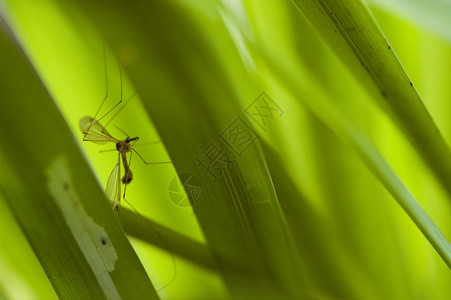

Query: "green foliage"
left=1, top=0, right=450, bottom=299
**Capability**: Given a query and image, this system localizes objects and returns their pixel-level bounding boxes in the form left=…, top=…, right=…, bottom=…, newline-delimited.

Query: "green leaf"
left=2, top=0, right=451, bottom=298
left=290, top=0, right=451, bottom=200
left=258, top=48, right=451, bottom=268
left=119, top=208, right=216, bottom=271
left=0, top=19, right=159, bottom=300
left=62, top=0, right=307, bottom=297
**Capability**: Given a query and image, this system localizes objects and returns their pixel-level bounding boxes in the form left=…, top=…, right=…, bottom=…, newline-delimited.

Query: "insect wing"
left=80, top=116, right=116, bottom=144
left=105, top=154, right=121, bottom=213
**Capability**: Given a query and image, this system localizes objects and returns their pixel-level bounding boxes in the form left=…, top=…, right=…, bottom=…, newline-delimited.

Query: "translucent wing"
left=105, top=154, right=121, bottom=213
left=79, top=116, right=116, bottom=144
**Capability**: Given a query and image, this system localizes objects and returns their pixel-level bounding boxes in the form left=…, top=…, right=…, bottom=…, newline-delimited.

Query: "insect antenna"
left=115, top=124, right=131, bottom=138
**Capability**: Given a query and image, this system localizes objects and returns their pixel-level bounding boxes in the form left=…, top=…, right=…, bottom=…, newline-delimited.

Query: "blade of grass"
left=63, top=0, right=307, bottom=297
left=0, top=19, right=159, bottom=299
left=290, top=0, right=451, bottom=201
left=0, top=194, right=57, bottom=299
left=261, top=142, right=383, bottom=299
left=260, top=47, right=451, bottom=268
left=120, top=208, right=217, bottom=271
left=2, top=0, right=225, bottom=297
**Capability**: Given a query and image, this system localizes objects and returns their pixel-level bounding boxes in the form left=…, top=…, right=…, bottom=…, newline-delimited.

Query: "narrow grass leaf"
left=0, top=19, right=159, bottom=299
left=290, top=0, right=451, bottom=201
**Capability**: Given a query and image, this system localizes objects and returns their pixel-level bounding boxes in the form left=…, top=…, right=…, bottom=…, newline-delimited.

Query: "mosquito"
left=79, top=48, right=178, bottom=291
left=79, top=49, right=170, bottom=213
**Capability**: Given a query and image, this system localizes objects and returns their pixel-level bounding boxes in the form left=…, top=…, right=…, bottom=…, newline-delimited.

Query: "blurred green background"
left=0, top=0, right=450, bottom=299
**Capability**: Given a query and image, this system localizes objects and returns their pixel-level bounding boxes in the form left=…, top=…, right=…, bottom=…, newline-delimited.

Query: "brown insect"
left=79, top=52, right=169, bottom=212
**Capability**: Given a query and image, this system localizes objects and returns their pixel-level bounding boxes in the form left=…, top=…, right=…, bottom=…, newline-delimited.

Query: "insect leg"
left=131, top=148, right=172, bottom=165
left=84, top=46, right=124, bottom=138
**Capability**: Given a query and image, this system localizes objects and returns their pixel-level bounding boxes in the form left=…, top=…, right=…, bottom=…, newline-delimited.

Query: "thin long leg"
left=121, top=143, right=177, bottom=289
left=119, top=150, right=177, bottom=290
left=131, top=148, right=172, bottom=165
left=83, top=45, right=109, bottom=138
left=95, top=63, right=123, bottom=124
left=120, top=194, right=178, bottom=291
left=92, top=44, right=109, bottom=122
left=84, top=46, right=124, bottom=139
left=103, top=91, right=137, bottom=129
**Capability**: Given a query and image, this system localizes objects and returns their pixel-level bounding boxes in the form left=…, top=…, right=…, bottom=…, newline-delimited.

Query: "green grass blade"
left=0, top=20, right=159, bottom=299
left=3, top=0, right=450, bottom=298
left=120, top=209, right=217, bottom=271
left=290, top=0, right=451, bottom=200
left=262, top=143, right=382, bottom=299
left=0, top=194, right=57, bottom=299
left=65, top=0, right=305, bottom=297
left=261, top=50, right=451, bottom=267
